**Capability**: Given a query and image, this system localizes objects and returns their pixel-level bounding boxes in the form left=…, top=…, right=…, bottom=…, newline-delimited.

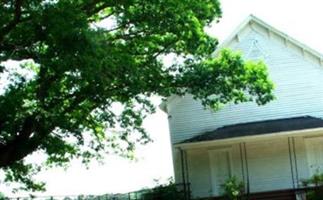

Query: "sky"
left=2, top=0, right=323, bottom=197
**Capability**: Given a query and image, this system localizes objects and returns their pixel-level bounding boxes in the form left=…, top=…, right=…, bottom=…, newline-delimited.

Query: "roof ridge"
left=213, top=15, right=323, bottom=66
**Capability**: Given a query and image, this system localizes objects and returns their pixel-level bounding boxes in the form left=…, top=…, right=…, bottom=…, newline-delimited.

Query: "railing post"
left=180, top=149, right=187, bottom=200
left=187, top=183, right=191, bottom=200
left=243, top=142, right=250, bottom=200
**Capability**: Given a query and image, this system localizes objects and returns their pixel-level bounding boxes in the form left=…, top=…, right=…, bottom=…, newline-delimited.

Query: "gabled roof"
left=160, top=15, right=323, bottom=113
left=214, top=15, right=323, bottom=65
left=180, top=116, right=323, bottom=144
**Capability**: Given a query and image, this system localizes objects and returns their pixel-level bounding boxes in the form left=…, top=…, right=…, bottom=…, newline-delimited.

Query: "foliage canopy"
left=0, top=0, right=274, bottom=191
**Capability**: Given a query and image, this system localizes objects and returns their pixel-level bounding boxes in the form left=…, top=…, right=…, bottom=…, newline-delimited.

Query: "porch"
left=211, top=186, right=322, bottom=200
left=174, top=117, right=323, bottom=199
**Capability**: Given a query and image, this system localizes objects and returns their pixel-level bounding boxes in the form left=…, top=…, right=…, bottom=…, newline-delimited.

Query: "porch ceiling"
left=180, top=116, right=323, bottom=144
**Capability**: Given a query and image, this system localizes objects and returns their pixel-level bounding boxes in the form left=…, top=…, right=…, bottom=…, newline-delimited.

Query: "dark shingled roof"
left=181, top=116, right=323, bottom=144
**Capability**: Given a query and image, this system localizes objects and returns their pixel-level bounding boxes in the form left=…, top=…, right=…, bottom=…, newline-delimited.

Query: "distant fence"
left=5, top=183, right=191, bottom=200
left=6, top=195, right=116, bottom=200
left=123, top=183, right=190, bottom=200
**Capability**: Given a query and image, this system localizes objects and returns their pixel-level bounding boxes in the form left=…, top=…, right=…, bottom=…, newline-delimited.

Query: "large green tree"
left=0, top=0, right=274, bottom=192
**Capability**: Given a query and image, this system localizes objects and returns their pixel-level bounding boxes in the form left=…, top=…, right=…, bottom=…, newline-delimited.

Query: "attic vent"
left=246, top=39, right=268, bottom=59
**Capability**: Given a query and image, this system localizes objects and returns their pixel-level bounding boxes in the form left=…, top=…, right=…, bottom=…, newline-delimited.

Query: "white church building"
left=161, top=15, right=323, bottom=200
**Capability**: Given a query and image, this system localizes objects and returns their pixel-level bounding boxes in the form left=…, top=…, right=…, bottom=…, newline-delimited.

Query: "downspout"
left=288, top=137, right=296, bottom=189
left=179, top=148, right=187, bottom=199
left=292, top=137, right=300, bottom=187
left=239, top=143, right=246, bottom=188
left=184, top=150, right=191, bottom=200
left=243, top=142, right=250, bottom=197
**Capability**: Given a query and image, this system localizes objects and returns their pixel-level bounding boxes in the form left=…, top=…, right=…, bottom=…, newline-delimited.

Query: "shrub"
left=301, top=171, right=323, bottom=200
left=221, top=176, right=245, bottom=200
left=141, top=179, right=187, bottom=200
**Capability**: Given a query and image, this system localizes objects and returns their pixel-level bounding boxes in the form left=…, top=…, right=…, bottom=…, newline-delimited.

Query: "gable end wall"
left=167, top=28, right=323, bottom=144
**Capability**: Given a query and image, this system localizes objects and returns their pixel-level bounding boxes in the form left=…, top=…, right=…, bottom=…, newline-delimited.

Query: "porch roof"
left=180, top=116, right=323, bottom=144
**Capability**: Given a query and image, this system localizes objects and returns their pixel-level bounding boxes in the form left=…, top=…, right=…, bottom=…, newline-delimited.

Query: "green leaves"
left=178, top=49, right=274, bottom=109
left=0, top=0, right=273, bottom=192
left=4, top=161, right=45, bottom=192
left=221, top=176, right=245, bottom=200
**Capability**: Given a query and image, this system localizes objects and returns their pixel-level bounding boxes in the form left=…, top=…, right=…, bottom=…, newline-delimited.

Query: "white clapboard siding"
left=185, top=136, right=311, bottom=198
left=246, top=138, right=292, bottom=192
left=167, top=26, right=323, bottom=144
left=186, top=149, right=212, bottom=198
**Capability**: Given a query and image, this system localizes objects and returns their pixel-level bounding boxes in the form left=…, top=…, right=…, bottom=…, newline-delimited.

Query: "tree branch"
left=82, top=1, right=113, bottom=17
left=0, top=0, right=24, bottom=44
left=0, top=116, right=36, bottom=167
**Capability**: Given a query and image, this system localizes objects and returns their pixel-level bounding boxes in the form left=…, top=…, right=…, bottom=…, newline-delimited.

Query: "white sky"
left=2, top=0, right=323, bottom=197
